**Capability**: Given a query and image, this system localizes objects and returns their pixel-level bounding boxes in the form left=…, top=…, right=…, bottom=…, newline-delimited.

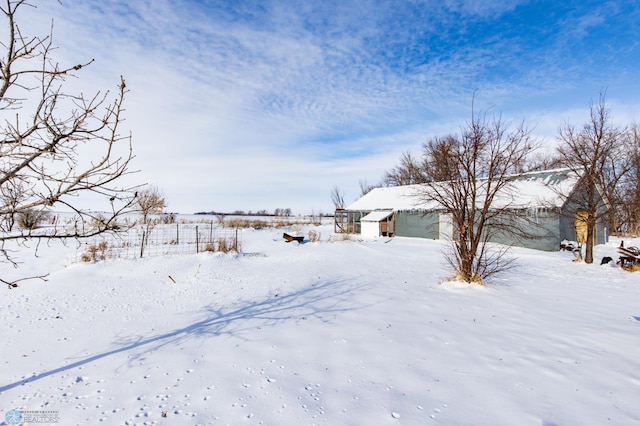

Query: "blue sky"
left=21, top=0, right=640, bottom=214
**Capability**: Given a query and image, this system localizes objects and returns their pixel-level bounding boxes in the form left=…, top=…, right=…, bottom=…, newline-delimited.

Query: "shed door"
left=439, top=213, right=453, bottom=241
left=575, top=209, right=593, bottom=244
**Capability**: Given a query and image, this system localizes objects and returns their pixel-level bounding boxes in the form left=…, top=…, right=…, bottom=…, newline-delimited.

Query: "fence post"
left=176, top=223, right=179, bottom=245
left=140, top=230, right=145, bottom=258
left=196, top=225, right=199, bottom=253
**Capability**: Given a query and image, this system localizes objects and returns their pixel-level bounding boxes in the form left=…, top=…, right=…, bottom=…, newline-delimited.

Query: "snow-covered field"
left=1, top=222, right=639, bottom=425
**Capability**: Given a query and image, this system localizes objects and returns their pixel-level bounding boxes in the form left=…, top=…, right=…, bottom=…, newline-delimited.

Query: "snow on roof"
left=360, top=210, right=394, bottom=222
left=345, top=168, right=581, bottom=212
left=496, top=167, right=581, bottom=209
left=345, top=185, right=428, bottom=211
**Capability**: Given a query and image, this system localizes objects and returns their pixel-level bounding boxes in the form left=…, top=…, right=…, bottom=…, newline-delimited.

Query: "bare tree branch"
left=1, top=0, right=139, bottom=285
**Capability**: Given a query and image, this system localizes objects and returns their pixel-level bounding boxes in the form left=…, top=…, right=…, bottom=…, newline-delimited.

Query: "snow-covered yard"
left=1, top=222, right=639, bottom=425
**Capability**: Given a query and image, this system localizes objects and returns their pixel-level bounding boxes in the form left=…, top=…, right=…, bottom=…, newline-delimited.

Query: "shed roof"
left=345, top=168, right=582, bottom=212
left=361, top=210, right=394, bottom=222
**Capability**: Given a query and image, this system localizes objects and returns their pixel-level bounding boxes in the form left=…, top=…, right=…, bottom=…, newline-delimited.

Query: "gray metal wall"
left=396, top=209, right=562, bottom=251
left=359, top=207, right=605, bottom=252
left=487, top=210, right=561, bottom=251
left=394, top=210, right=439, bottom=239
left=559, top=212, right=576, bottom=242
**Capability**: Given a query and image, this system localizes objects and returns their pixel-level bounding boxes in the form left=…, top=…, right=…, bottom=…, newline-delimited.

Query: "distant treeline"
left=194, top=209, right=334, bottom=218
left=194, top=208, right=293, bottom=217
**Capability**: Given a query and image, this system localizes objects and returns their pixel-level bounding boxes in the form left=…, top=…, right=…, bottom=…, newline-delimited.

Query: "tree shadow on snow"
left=0, top=278, right=366, bottom=393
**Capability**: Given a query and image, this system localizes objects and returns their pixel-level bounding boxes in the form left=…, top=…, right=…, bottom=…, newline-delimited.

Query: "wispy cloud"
left=17, top=0, right=640, bottom=213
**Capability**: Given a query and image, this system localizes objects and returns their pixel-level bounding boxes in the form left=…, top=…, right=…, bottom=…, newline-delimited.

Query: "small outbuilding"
left=360, top=210, right=394, bottom=238
left=335, top=168, right=609, bottom=251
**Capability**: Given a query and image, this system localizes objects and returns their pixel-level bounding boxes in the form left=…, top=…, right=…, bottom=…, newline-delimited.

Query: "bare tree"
left=383, top=150, right=429, bottom=186
left=330, top=185, right=346, bottom=210
left=605, top=124, right=639, bottom=236
left=619, top=124, right=640, bottom=235
left=358, top=179, right=378, bottom=196
left=524, top=151, right=564, bottom=172
left=556, top=93, right=629, bottom=263
left=1, top=1, right=137, bottom=286
left=273, top=208, right=291, bottom=217
left=384, top=136, right=468, bottom=187
left=136, top=185, right=166, bottom=224
left=422, top=135, right=463, bottom=182
left=416, top=108, right=536, bottom=284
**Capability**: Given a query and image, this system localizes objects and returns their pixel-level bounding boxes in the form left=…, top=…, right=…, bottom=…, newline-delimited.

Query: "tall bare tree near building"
left=422, top=135, right=463, bottom=182
left=556, top=93, right=629, bottom=263
left=1, top=1, right=137, bottom=286
left=617, top=123, right=640, bottom=235
left=383, top=151, right=429, bottom=186
left=384, top=136, right=474, bottom=186
left=416, top=108, right=536, bottom=284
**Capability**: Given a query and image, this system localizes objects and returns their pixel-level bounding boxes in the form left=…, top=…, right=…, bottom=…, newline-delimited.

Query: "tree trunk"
left=460, top=257, right=473, bottom=282
left=585, top=218, right=595, bottom=264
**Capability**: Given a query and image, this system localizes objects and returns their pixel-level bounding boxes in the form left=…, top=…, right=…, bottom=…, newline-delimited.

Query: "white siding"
left=361, top=220, right=381, bottom=237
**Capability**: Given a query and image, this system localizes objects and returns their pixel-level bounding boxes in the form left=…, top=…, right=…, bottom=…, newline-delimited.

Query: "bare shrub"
left=90, top=214, right=121, bottom=231
left=213, top=236, right=241, bottom=253
left=221, top=216, right=321, bottom=229
left=200, top=232, right=241, bottom=254
left=308, top=230, right=321, bottom=242
left=16, top=209, right=49, bottom=230
left=80, top=241, right=109, bottom=262
left=158, top=213, right=176, bottom=224
left=328, top=233, right=352, bottom=242
left=217, top=237, right=229, bottom=253
left=91, top=214, right=108, bottom=230
left=251, top=220, right=267, bottom=230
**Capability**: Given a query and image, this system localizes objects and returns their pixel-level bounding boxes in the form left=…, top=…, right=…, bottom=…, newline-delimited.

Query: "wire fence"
left=76, top=223, right=242, bottom=262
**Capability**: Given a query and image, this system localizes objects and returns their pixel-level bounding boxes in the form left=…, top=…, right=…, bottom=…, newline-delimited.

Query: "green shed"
left=335, top=168, right=608, bottom=251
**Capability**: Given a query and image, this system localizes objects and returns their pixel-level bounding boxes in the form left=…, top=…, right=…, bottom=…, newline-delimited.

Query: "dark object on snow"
left=560, top=240, right=580, bottom=252
left=600, top=256, right=613, bottom=265
left=283, top=233, right=304, bottom=243
left=617, top=246, right=640, bottom=270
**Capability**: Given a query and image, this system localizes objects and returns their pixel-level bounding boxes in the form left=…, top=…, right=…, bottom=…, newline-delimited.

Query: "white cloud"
left=13, top=0, right=640, bottom=214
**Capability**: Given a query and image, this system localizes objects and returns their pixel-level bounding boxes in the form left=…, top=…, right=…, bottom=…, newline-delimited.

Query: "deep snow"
left=1, top=221, right=639, bottom=425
